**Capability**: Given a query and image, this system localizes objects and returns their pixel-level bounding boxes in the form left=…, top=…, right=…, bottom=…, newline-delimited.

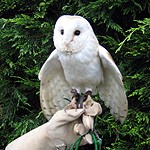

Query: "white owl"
left=39, top=15, right=128, bottom=123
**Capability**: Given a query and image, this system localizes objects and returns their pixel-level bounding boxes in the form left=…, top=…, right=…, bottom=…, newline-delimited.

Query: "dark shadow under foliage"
left=0, top=0, right=149, bottom=149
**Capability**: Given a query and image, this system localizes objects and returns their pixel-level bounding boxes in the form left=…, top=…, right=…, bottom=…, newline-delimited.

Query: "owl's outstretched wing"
left=98, top=46, right=128, bottom=123
left=39, top=50, right=71, bottom=120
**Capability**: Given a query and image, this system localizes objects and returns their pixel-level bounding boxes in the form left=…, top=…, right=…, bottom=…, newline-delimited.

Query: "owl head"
left=53, top=15, right=99, bottom=54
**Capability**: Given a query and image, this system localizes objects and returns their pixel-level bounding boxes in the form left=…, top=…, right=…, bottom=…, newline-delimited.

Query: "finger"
left=65, top=109, right=84, bottom=118
left=82, top=114, right=94, bottom=130
left=50, top=109, right=84, bottom=126
left=74, top=123, right=88, bottom=135
left=85, top=103, right=102, bottom=116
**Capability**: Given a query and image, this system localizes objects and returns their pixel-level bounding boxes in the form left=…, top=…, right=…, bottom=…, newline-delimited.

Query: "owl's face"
left=53, top=15, right=98, bottom=54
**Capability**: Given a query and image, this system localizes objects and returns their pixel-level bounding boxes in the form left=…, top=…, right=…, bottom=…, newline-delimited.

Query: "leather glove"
left=6, top=96, right=102, bottom=150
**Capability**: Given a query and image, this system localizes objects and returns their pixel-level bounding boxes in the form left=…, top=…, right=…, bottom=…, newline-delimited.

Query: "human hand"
left=6, top=96, right=102, bottom=150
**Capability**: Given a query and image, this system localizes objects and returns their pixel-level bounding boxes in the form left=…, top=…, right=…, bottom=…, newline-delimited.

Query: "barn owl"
left=39, top=15, right=128, bottom=123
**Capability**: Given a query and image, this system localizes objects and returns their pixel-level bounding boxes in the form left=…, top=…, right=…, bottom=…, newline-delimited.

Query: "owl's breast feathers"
left=39, top=15, right=128, bottom=122
left=57, top=48, right=103, bottom=90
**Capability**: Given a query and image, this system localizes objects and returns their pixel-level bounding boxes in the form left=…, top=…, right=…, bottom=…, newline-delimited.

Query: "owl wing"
left=98, top=46, right=128, bottom=123
left=39, top=50, right=71, bottom=120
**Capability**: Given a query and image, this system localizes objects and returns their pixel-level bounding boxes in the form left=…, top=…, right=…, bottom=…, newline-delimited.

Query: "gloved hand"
left=6, top=96, right=102, bottom=150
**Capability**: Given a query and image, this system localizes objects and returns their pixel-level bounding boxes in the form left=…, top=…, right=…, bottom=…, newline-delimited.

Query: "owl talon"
left=85, top=90, right=92, bottom=96
left=64, top=89, right=83, bottom=111
left=71, top=89, right=80, bottom=99
left=83, top=90, right=92, bottom=102
left=64, top=96, right=78, bottom=112
left=70, top=88, right=81, bottom=108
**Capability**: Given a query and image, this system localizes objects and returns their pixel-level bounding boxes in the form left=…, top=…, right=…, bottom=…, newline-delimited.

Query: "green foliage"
left=0, top=0, right=149, bottom=149
left=98, top=17, right=150, bottom=149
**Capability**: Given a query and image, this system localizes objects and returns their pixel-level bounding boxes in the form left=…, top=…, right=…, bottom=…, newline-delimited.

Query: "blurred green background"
left=0, top=0, right=149, bottom=149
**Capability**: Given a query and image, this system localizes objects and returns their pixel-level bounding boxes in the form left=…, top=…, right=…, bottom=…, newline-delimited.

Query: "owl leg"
left=64, top=89, right=92, bottom=112
left=71, top=89, right=80, bottom=99
left=85, top=90, right=92, bottom=96
left=71, top=89, right=82, bottom=109
left=84, top=90, right=92, bottom=101
left=64, top=89, right=81, bottom=111
left=71, top=89, right=93, bottom=109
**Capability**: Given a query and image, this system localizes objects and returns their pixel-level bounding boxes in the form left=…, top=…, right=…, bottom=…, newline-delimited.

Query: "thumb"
left=49, top=109, right=84, bottom=126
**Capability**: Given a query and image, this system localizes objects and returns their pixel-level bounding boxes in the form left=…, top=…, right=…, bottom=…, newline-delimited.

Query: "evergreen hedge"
left=0, top=0, right=149, bottom=149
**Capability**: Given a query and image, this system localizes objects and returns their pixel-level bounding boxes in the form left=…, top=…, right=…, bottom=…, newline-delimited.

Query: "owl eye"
left=60, top=29, right=64, bottom=35
left=74, top=30, right=80, bottom=36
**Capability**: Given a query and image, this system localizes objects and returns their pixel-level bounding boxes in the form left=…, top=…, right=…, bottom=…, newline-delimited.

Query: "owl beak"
left=63, top=35, right=73, bottom=46
left=62, top=33, right=74, bottom=53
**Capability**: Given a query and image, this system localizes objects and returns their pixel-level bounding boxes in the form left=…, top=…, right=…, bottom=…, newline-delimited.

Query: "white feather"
left=39, top=15, right=128, bottom=122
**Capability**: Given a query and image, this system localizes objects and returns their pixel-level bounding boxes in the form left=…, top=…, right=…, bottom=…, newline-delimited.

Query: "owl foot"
left=64, top=89, right=83, bottom=112
left=71, top=88, right=80, bottom=100
left=83, top=90, right=92, bottom=101
left=64, top=89, right=80, bottom=112
left=71, top=89, right=93, bottom=109
left=64, top=90, right=93, bottom=112
left=85, top=90, right=92, bottom=96
left=71, top=89, right=83, bottom=109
